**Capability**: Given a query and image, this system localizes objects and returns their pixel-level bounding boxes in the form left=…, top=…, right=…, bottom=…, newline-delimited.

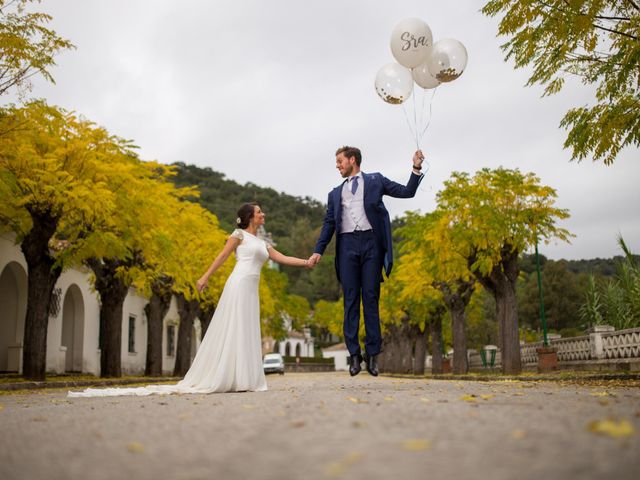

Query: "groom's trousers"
left=338, top=230, right=383, bottom=357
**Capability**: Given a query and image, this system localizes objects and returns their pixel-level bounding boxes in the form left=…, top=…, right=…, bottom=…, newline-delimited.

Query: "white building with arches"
left=0, top=233, right=201, bottom=376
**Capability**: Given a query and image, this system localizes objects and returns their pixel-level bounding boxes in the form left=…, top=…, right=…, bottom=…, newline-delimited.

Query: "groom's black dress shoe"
left=348, top=354, right=363, bottom=377
left=363, top=353, right=379, bottom=377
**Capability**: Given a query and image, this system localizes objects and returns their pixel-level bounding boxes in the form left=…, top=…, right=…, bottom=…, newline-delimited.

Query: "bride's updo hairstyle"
left=236, top=202, right=259, bottom=229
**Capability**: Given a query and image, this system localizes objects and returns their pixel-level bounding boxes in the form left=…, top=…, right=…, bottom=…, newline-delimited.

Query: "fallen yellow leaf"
left=0, top=404, right=4, bottom=411
left=587, top=419, right=635, bottom=438
left=511, top=430, right=526, bottom=439
left=323, top=452, right=363, bottom=477
left=384, top=396, right=394, bottom=401
left=347, top=396, right=368, bottom=404
left=242, top=404, right=256, bottom=409
left=324, top=462, right=346, bottom=477
left=419, top=397, right=430, bottom=403
left=480, top=394, right=494, bottom=400
left=126, top=442, right=145, bottom=454
left=590, top=391, right=614, bottom=397
left=401, top=439, right=431, bottom=452
left=460, top=395, right=478, bottom=402
left=343, top=452, right=364, bottom=464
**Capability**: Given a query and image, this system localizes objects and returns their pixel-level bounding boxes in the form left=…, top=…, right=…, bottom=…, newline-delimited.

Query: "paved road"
left=1, top=372, right=639, bottom=480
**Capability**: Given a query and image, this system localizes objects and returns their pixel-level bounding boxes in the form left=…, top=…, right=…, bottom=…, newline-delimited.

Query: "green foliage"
left=466, top=289, right=499, bottom=350
left=518, top=259, right=589, bottom=332
left=482, top=0, right=640, bottom=164
left=0, top=0, right=74, bottom=98
left=580, top=236, right=640, bottom=329
left=171, top=162, right=325, bottom=238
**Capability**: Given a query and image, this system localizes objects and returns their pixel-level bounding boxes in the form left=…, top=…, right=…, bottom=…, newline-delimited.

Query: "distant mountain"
left=170, top=162, right=326, bottom=238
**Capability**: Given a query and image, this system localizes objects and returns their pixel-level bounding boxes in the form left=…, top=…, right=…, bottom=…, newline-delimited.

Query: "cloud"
left=10, top=0, right=639, bottom=260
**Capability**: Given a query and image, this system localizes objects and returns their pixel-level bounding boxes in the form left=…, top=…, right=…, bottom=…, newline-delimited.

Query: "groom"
left=309, top=146, right=424, bottom=376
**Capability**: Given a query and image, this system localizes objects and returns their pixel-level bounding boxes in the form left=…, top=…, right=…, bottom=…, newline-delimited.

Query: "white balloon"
left=390, top=18, right=433, bottom=69
left=427, top=38, right=468, bottom=82
left=375, top=63, right=413, bottom=105
left=413, top=55, right=441, bottom=89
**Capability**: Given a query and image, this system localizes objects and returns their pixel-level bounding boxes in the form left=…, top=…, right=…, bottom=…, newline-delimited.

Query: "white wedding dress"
left=68, top=229, right=269, bottom=398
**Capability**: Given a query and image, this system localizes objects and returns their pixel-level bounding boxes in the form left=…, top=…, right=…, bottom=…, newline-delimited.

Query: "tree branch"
left=626, top=0, right=640, bottom=14
left=593, top=23, right=638, bottom=40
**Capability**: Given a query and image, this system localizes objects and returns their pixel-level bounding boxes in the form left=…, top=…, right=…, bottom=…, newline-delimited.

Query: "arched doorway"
left=0, top=262, right=28, bottom=372
left=61, top=285, right=85, bottom=373
left=285, top=342, right=291, bottom=357
left=272, top=341, right=279, bottom=353
left=295, top=343, right=302, bottom=357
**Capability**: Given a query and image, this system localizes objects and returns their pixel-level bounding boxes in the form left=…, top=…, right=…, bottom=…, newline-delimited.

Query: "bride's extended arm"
left=268, top=247, right=310, bottom=268
left=197, top=237, right=241, bottom=292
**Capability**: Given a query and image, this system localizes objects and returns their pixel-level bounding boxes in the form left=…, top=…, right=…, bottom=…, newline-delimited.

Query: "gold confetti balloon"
left=427, top=38, right=468, bottom=83
left=374, top=62, right=413, bottom=105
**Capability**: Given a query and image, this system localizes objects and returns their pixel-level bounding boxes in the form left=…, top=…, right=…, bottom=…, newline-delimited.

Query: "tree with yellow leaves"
left=136, top=196, right=231, bottom=377
left=434, top=168, right=572, bottom=374
left=394, top=211, right=475, bottom=375
left=0, top=0, right=74, bottom=98
left=0, top=101, right=118, bottom=380
left=482, top=0, right=640, bottom=164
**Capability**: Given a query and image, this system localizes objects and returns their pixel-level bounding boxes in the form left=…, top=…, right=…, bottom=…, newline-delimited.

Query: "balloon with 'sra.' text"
left=390, top=18, right=433, bottom=69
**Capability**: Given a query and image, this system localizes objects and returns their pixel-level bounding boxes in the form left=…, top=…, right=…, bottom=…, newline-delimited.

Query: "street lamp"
left=534, top=239, right=549, bottom=347
left=532, top=229, right=557, bottom=372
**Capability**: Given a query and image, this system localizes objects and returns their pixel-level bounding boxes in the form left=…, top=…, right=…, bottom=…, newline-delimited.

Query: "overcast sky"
left=10, top=0, right=639, bottom=260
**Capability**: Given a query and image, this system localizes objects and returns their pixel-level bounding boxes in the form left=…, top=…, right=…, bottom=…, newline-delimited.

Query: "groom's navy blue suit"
left=314, top=171, right=424, bottom=357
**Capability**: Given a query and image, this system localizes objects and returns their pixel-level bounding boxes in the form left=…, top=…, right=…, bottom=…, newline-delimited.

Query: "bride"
left=68, top=202, right=313, bottom=398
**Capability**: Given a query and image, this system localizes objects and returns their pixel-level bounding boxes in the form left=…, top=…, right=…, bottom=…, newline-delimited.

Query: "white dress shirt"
left=340, top=172, right=373, bottom=233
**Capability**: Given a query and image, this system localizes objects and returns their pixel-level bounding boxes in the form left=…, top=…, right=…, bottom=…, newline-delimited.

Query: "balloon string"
left=411, top=80, right=419, bottom=150
left=419, top=86, right=426, bottom=136
left=401, top=102, right=418, bottom=149
left=418, top=87, right=437, bottom=145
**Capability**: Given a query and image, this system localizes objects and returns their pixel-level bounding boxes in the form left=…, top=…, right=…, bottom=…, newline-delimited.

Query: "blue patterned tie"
left=351, top=176, right=358, bottom=195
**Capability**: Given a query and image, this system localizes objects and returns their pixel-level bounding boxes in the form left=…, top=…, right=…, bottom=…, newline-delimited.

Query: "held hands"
left=413, top=150, right=425, bottom=170
left=307, top=253, right=321, bottom=268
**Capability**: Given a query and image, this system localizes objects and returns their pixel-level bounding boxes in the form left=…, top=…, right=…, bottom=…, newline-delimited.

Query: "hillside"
left=171, top=162, right=326, bottom=238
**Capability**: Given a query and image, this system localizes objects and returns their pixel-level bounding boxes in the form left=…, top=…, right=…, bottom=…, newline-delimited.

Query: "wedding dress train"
left=68, top=229, right=269, bottom=398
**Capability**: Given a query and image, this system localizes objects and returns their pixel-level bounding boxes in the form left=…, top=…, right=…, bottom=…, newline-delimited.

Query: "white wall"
left=0, top=233, right=201, bottom=377
left=322, top=349, right=349, bottom=371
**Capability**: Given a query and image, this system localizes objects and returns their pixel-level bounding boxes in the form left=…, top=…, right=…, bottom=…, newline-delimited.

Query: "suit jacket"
left=314, top=171, right=424, bottom=282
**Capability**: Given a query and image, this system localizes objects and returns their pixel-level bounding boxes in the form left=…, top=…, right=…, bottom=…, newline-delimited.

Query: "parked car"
left=263, top=353, right=285, bottom=375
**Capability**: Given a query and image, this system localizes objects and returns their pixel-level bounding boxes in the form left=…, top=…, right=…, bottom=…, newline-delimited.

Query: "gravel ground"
left=1, top=372, right=639, bottom=480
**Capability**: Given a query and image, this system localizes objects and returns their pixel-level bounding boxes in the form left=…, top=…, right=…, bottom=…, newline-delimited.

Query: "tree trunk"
left=398, top=329, right=414, bottom=374
left=450, top=307, right=468, bottom=374
left=20, top=211, right=61, bottom=381
left=439, top=280, right=474, bottom=375
left=430, top=316, right=444, bottom=374
left=144, top=277, right=173, bottom=376
left=87, top=257, right=131, bottom=378
left=378, top=336, right=391, bottom=372
left=497, top=278, right=521, bottom=374
left=381, top=324, right=405, bottom=374
left=174, top=293, right=199, bottom=377
left=198, top=303, right=216, bottom=341
left=413, top=324, right=429, bottom=375
left=470, top=244, right=521, bottom=375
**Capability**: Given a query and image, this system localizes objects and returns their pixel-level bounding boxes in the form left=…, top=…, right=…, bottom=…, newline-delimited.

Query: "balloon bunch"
left=375, top=18, right=468, bottom=149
